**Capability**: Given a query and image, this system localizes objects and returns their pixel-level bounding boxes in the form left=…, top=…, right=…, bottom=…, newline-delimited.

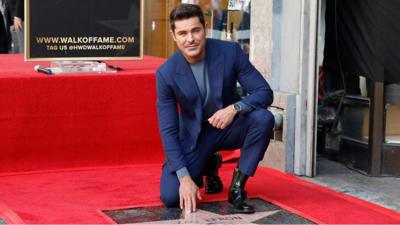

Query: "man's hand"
left=208, top=105, right=237, bottom=129
left=179, top=176, right=202, bottom=213
left=13, top=17, right=23, bottom=32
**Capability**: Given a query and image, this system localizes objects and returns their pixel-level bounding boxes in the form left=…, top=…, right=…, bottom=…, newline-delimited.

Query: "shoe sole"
left=228, top=202, right=255, bottom=214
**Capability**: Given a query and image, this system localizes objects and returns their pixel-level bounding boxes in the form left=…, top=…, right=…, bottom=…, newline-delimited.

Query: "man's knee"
left=160, top=191, right=179, bottom=208
left=248, top=109, right=275, bottom=132
left=160, top=169, right=180, bottom=208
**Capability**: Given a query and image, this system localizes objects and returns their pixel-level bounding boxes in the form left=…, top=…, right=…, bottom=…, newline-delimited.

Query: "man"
left=0, top=0, right=11, bottom=53
left=5, top=0, right=24, bottom=53
left=156, top=4, right=274, bottom=214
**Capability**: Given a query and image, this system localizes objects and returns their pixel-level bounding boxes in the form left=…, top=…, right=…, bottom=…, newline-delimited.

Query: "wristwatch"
left=233, top=103, right=242, bottom=112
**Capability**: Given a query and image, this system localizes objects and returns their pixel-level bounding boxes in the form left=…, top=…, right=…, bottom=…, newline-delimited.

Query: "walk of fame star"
left=103, top=198, right=315, bottom=224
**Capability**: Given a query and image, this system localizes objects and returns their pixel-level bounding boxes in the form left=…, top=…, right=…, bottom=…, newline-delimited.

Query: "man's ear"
left=170, top=30, right=177, bottom=42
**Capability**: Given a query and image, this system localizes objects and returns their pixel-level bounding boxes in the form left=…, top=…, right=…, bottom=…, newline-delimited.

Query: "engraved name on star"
left=130, top=209, right=281, bottom=224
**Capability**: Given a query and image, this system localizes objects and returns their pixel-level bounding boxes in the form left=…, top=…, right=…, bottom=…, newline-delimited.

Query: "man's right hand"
left=13, top=17, right=23, bottom=32
left=179, top=176, right=202, bottom=213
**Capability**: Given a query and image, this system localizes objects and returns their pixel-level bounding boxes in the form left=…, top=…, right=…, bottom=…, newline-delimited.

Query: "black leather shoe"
left=204, top=153, right=223, bottom=194
left=228, top=169, right=255, bottom=214
left=205, top=175, right=223, bottom=194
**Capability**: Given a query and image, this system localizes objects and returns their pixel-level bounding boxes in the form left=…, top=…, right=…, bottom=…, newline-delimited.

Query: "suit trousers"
left=160, top=109, right=275, bottom=207
left=10, top=24, right=24, bottom=53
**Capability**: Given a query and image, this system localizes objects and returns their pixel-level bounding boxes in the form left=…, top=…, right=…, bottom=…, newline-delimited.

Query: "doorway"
left=143, top=0, right=180, bottom=58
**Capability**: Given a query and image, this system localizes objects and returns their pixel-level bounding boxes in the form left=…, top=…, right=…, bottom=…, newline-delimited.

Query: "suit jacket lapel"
left=173, top=52, right=203, bottom=124
left=174, top=52, right=202, bottom=101
left=206, top=41, right=224, bottom=109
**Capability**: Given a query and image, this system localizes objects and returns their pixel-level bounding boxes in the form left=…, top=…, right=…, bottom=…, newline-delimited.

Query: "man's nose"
left=187, top=33, right=194, bottom=42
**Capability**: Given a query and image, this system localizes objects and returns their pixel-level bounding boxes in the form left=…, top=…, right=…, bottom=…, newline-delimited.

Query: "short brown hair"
left=169, top=4, right=205, bottom=31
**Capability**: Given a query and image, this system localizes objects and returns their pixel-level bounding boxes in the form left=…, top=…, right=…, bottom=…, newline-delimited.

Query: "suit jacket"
left=156, top=39, right=273, bottom=173
left=5, top=0, right=24, bottom=20
left=0, top=4, right=11, bottom=53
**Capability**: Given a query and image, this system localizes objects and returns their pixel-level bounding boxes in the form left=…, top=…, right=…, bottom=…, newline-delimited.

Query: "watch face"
left=234, top=104, right=241, bottom=111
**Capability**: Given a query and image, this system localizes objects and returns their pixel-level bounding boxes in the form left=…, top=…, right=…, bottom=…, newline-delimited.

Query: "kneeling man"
left=156, top=3, right=274, bottom=214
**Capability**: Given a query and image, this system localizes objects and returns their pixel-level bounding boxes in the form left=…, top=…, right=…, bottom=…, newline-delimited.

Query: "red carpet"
left=0, top=164, right=399, bottom=224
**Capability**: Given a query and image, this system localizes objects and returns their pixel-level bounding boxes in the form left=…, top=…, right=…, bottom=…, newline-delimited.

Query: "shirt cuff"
left=176, top=167, right=190, bottom=180
left=236, top=101, right=253, bottom=114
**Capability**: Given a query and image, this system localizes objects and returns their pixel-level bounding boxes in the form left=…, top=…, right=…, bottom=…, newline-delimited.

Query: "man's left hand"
left=208, top=105, right=237, bottom=129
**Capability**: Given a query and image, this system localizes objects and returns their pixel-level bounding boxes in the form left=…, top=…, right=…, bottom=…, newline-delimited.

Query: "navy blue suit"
left=156, top=39, right=274, bottom=207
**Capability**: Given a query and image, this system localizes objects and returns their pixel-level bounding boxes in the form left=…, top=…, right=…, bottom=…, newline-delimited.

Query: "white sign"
left=228, top=0, right=250, bottom=11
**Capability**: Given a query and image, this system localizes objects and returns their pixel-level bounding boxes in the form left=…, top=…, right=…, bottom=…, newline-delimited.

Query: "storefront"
left=318, top=0, right=400, bottom=176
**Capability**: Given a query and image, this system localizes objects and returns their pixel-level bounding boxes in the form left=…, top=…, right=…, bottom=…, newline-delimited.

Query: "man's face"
left=171, top=17, right=207, bottom=63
